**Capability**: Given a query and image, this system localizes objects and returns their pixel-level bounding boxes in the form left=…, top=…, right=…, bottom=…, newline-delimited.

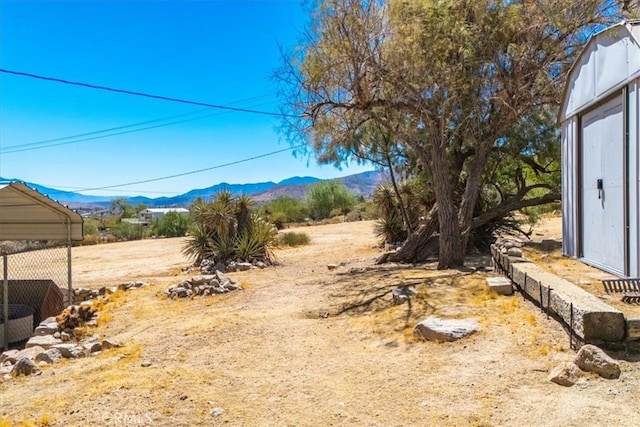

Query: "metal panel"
left=580, top=96, right=625, bottom=275
left=596, top=33, right=629, bottom=97
left=562, top=117, right=578, bottom=256
left=630, top=80, right=640, bottom=276
left=0, top=183, right=83, bottom=241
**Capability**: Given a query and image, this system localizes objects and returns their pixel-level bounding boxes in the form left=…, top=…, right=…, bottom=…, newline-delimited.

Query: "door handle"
left=597, top=179, right=603, bottom=199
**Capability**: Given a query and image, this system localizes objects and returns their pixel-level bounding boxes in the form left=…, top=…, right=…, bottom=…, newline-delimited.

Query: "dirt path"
left=2, top=220, right=640, bottom=426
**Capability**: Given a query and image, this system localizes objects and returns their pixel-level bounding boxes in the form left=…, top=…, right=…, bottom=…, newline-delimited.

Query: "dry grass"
left=2, top=220, right=640, bottom=426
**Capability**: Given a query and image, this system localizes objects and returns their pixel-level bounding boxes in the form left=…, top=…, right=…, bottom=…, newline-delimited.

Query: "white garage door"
left=580, top=96, right=625, bottom=275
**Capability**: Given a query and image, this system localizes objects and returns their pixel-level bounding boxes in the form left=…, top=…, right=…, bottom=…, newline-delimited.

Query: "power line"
left=0, top=100, right=275, bottom=154
left=72, top=144, right=306, bottom=193
left=2, top=93, right=273, bottom=153
left=0, top=68, right=298, bottom=118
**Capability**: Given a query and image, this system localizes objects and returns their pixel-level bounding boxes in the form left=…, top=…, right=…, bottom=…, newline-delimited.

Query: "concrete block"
left=486, top=277, right=513, bottom=295
left=627, top=318, right=640, bottom=340
left=511, top=262, right=625, bottom=343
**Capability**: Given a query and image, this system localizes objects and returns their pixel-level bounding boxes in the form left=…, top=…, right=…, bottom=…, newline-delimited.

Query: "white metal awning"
left=0, top=182, right=83, bottom=241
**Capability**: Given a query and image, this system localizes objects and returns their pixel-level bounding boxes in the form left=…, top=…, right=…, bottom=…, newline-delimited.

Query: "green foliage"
left=110, top=222, right=147, bottom=241
left=83, top=219, right=101, bottom=236
left=152, top=211, right=190, bottom=237
left=307, top=180, right=356, bottom=220
left=265, top=196, right=308, bottom=226
left=183, top=192, right=277, bottom=265
left=279, top=231, right=311, bottom=247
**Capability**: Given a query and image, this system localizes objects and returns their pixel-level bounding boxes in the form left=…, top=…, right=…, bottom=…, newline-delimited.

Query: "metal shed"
left=560, top=21, right=640, bottom=277
left=0, top=181, right=83, bottom=348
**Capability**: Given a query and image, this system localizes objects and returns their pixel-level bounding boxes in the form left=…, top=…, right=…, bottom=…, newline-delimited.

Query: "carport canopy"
left=0, top=182, right=83, bottom=241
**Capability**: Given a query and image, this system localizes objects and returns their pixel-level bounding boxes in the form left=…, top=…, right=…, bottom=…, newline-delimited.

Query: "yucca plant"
left=183, top=192, right=278, bottom=265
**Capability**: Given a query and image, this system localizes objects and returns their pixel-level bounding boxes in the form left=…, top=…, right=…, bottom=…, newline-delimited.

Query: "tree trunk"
left=379, top=206, right=439, bottom=264
left=429, top=138, right=464, bottom=269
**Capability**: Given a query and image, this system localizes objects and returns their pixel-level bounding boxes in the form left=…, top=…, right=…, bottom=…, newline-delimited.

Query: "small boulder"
left=548, top=362, right=582, bottom=387
left=101, top=339, right=122, bottom=350
left=10, top=357, right=41, bottom=377
left=327, top=263, right=339, bottom=271
left=235, top=262, right=252, bottom=271
left=35, top=348, right=63, bottom=364
left=574, top=344, right=621, bottom=379
left=507, top=247, right=523, bottom=258
left=52, top=344, right=84, bottom=358
left=414, top=317, right=481, bottom=342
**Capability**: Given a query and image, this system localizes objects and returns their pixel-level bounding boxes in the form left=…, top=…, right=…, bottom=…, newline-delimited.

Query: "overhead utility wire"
left=0, top=69, right=299, bottom=118
left=2, top=93, right=273, bottom=152
left=75, top=144, right=307, bottom=192
left=1, top=100, right=275, bottom=154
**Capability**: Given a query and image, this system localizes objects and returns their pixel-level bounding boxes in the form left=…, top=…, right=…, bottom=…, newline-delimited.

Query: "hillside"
left=0, top=170, right=386, bottom=208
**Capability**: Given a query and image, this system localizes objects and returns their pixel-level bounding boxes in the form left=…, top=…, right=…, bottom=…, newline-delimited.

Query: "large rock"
left=414, top=317, right=481, bottom=342
left=11, top=357, right=41, bottom=377
left=1, top=349, right=20, bottom=364
left=486, top=277, right=513, bottom=296
left=574, top=344, right=621, bottom=379
left=34, top=321, right=59, bottom=336
left=26, top=335, right=62, bottom=349
left=548, top=362, right=582, bottom=386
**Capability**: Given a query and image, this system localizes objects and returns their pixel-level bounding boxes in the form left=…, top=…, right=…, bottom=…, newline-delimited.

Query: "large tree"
left=280, top=0, right=638, bottom=269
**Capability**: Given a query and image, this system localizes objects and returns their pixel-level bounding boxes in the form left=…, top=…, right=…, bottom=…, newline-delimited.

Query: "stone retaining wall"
left=491, top=244, right=628, bottom=348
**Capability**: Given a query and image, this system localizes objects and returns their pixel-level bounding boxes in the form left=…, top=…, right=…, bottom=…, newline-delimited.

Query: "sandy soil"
left=2, top=219, right=640, bottom=426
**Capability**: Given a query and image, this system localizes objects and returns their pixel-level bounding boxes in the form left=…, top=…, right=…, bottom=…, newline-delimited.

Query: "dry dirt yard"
left=2, top=219, right=640, bottom=426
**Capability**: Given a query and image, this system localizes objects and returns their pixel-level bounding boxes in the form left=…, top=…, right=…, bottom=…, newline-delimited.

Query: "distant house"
left=138, top=208, right=189, bottom=225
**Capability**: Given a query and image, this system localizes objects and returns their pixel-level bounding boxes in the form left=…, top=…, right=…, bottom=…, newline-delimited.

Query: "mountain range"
left=0, top=170, right=386, bottom=209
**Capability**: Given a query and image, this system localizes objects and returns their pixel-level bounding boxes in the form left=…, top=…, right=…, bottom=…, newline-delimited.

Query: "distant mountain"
left=0, top=170, right=386, bottom=208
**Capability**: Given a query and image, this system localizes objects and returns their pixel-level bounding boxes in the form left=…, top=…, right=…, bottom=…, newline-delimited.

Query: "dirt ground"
left=2, top=218, right=640, bottom=426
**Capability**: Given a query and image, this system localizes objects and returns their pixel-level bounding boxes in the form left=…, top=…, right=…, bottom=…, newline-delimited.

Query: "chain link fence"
left=1, top=241, right=71, bottom=349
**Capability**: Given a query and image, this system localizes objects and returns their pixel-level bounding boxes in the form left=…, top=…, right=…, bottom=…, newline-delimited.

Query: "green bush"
left=110, top=222, right=147, bottom=241
left=279, top=231, right=311, bottom=247
left=265, top=196, right=308, bottom=224
left=307, top=180, right=356, bottom=220
left=152, top=211, right=190, bottom=237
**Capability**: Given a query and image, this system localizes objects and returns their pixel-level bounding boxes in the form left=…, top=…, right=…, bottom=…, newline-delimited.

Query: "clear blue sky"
left=0, top=0, right=372, bottom=197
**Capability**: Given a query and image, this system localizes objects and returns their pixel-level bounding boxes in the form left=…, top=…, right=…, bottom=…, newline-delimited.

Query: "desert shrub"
left=83, top=218, right=101, bottom=235
left=110, top=222, right=147, bottom=241
left=307, top=180, right=356, bottom=220
left=279, top=231, right=311, bottom=247
left=80, top=233, right=100, bottom=246
left=265, top=196, right=308, bottom=225
left=183, top=192, right=277, bottom=265
left=152, top=211, right=190, bottom=237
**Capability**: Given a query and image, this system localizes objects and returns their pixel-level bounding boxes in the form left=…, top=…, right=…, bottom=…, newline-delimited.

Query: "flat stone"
left=486, top=277, right=513, bottom=296
left=327, top=263, right=339, bottom=270
left=548, top=362, right=582, bottom=386
left=26, top=335, right=62, bottom=349
left=414, top=317, right=481, bottom=342
left=574, top=344, right=621, bottom=379
left=235, top=262, right=252, bottom=271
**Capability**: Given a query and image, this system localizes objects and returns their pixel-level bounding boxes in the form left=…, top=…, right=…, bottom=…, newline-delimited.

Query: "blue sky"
left=0, top=0, right=372, bottom=197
